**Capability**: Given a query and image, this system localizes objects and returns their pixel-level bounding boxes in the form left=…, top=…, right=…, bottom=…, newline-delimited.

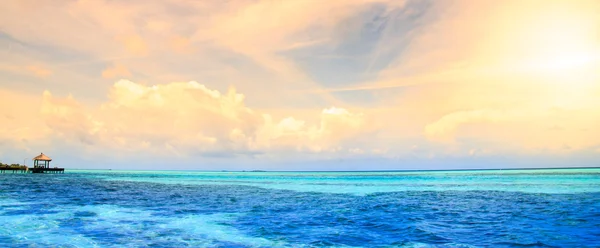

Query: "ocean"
left=1, top=168, right=599, bottom=247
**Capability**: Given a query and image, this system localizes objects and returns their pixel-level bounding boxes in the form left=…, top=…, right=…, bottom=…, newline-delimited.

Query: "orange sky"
left=0, top=0, right=599, bottom=170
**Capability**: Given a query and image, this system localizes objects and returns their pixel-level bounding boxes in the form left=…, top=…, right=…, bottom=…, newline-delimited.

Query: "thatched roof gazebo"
left=33, top=153, right=52, bottom=169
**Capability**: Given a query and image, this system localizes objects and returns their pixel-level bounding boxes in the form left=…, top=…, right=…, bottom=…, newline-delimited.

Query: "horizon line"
left=64, top=166, right=600, bottom=173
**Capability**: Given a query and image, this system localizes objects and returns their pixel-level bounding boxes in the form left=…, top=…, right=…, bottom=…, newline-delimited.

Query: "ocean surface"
left=1, top=168, right=599, bottom=247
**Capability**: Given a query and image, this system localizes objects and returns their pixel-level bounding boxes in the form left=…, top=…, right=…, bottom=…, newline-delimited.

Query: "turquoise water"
left=1, top=168, right=599, bottom=247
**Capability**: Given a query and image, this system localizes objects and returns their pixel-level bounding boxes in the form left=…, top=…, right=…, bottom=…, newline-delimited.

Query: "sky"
left=0, top=0, right=599, bottom=170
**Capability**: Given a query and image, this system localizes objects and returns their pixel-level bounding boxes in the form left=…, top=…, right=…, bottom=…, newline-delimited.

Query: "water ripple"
left=0, top=171, right=599, bottom=247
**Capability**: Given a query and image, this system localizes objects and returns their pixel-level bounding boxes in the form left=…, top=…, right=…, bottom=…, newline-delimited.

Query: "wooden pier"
left=0, top=166, right=64, bottom=174
left=30, top=167, right=65, bottom=173
left=1, top=153, right=64, bottom=174
left=0, top=166, right=29, bottom=173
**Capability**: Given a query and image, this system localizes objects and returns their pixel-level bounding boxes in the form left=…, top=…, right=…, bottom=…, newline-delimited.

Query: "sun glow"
left=526, top=26, right=598, bottom=79
left=500, top=1, right=600, bottom=86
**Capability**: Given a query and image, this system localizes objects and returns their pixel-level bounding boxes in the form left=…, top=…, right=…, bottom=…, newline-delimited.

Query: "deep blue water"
left=1, top=169, right=600, bottom=247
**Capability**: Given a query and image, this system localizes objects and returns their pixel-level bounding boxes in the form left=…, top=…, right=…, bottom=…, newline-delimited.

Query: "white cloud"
left=41, top=91, right=102, bottom=145
left=36, top=80, right=367, bottom=158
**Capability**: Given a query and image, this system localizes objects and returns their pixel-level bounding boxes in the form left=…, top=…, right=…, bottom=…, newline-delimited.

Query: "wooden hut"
left=33, top=153, right=52, bottom=168
left=31, top=153, right=64, bottom=173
